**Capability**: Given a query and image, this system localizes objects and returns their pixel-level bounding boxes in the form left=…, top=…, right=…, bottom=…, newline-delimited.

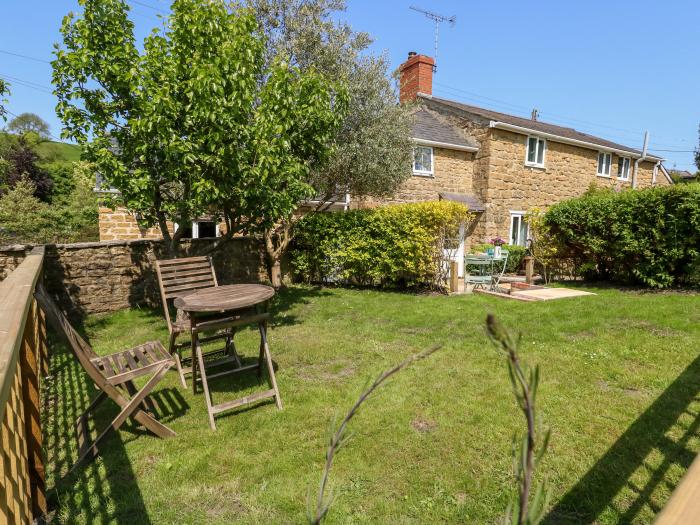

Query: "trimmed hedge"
left=290, top=201, right=472, bottom=288
left=543, top=184, right=700, bottom=288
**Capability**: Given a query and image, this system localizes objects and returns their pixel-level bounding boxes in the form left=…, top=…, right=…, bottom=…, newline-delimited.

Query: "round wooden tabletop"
left=173, top=284, right=275, bottom=313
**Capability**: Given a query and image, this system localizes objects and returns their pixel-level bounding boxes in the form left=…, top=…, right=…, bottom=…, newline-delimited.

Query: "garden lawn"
left=44, top=285, right=700, bottom=524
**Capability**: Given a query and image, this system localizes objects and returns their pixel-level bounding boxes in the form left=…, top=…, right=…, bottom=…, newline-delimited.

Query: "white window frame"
left=525, top=136, right=546, bottom=168
left=509, top=211, right=529, bottom=247
left=597, top=151, right=612, bottom=177
left=617, top=156, right=631, bottom=181
left=175, top=221, right=221, bottom=239
left=412, top=145, right=434, bottom=176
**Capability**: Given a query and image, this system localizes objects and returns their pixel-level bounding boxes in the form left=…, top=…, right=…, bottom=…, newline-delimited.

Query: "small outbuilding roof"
left=439, top=191, right=486, bottom=212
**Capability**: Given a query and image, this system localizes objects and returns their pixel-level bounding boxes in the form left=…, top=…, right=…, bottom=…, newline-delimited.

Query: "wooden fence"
left=0, top=246, right=47, bottom=524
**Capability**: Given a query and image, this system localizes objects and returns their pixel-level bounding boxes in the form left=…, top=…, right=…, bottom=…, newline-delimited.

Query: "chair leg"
left=68, top=364, right=173, bottom=475
left=228, top=328, right=242, bottom=368
left=258, top=321, right=282, bottom=410
left=169, top=331, right=187, bottom=389
left=194, top=335, right=217, bottom=431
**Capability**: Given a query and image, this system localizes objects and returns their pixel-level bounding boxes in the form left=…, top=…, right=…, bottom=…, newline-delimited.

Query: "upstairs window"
left=525, top=136, right=546, bottom=168
left=413, top=146, right=433, bottom=176
left=597, top=152, right=612, bottom=177
left=617, top=157, right=631, bottom=180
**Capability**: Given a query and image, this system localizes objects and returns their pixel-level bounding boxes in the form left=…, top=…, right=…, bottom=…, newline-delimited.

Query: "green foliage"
left=53, top=0, right=346, bottom=254
left=290, top=201, right=473, bottom=288
left=543, top=184, right=700, bottom=288
left=0, top=79, right=8, bottom=121
left=0, top=178, right=57, bottom=244
left=472, top=243, right=527, bottom=273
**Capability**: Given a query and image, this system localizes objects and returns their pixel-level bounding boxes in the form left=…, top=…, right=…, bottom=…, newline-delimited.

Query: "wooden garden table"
left=174, top=284, right=282, bottom=430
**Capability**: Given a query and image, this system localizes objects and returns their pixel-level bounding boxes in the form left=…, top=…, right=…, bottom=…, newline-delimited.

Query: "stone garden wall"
left=0, top=238, right=267, bottom=319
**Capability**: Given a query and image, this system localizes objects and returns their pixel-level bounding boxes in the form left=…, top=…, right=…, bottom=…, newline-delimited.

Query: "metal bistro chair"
left=491, top=250, right=509, bottom=292
left=464, top=255, right=494, bottom=290
left=155, top=256, right=241, bottom=388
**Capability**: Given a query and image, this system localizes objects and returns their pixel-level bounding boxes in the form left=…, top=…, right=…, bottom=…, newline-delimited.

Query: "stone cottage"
left=97, top=51, right=672, bottom=246
left=390, top=51, right=672, bottom=249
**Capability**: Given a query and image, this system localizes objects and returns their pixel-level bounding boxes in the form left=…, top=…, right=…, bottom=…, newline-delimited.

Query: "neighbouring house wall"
left=99, top=206, right=167, bottom=241
left=0, top=238, right=267, bottom=319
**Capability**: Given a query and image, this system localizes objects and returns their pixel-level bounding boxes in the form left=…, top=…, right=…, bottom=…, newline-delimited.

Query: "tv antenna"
left=409, top=5, right=456, bottom=71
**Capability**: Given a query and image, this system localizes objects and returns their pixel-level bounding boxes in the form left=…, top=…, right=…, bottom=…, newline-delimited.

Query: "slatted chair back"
left=155, top=256, right=218, bottom=331
left=34, top=284, right=107, bottom=388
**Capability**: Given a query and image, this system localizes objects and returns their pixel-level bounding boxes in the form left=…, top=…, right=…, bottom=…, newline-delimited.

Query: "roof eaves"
left=411, top=137, right=479, bottom=152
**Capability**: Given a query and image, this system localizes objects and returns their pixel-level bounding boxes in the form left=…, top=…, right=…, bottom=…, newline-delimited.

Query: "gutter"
left=413, top=138, right=479, bottom=153
left=488, top=121, right=663, bottom=162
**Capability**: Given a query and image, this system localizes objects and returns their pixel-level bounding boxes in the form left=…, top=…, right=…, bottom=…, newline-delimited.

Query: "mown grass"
left=43, top=285, right=700, bottom=524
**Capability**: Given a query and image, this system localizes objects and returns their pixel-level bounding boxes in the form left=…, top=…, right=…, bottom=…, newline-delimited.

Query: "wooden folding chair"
left=155, top=256, right=241, bottom=388
left=34, top=284, right=176, bottom=475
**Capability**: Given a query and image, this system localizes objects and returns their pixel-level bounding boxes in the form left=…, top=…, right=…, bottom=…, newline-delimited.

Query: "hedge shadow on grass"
left=544, top=353, right=700, bottom=524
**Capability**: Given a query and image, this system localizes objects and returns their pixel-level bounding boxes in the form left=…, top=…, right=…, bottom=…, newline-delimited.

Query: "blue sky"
left=2, top=0, right=698, bottom=170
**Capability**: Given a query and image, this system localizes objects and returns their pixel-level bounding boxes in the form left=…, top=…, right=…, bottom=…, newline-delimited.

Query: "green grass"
left=44, top=285, right=700, bottom=524
left=35, top=140, right=82, bottom=162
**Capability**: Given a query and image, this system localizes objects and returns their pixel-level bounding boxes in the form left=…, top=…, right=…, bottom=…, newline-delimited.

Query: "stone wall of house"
left=0, top=238, right=267, bottom=319
left=382, top=147, right=476, bottom=204
left=478, top=128, right=668, bottom=242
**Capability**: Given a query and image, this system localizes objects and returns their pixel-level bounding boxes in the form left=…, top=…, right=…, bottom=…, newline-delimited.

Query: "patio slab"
left=511, top=287, right=596, bottom=301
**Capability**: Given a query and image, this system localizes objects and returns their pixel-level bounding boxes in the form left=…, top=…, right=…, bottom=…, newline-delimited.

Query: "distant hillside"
left=35, top=140, right=82, bottom=163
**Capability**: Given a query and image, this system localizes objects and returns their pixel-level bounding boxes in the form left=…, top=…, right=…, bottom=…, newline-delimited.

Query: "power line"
left=127, top=0, right=168, bottom=14
left=0, top=74, right=53, bottom=95
left=432, top=83, right=694, bottom=151
left=0, top=49, right=51, bottom=64
left=649, top=149, right=696, bottom=153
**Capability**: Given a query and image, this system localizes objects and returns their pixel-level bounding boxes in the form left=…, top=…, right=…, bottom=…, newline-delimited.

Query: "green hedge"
left=471, top=243, right=527, bottom=273
left=290, top=201, right=472, bottom=288
left=543, top=184, right=700, bottom=288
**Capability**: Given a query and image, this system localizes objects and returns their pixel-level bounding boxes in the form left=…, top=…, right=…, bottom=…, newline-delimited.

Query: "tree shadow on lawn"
left=44, top=327, right=188, bottom=525
left=544, top=353, right=700, bottom=524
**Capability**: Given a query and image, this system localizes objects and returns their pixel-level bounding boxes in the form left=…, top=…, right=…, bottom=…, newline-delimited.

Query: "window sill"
left=524, top=163, right=545, bottom=170
left=616, top=177, right=630, bottom=182
left=412, top=172, right=434, bottom=178
left=596, top=174, right=612, bottom=179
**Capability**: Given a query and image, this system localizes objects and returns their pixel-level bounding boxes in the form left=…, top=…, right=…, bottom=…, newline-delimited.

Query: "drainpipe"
left=632, top=131, right=649, bottom=189
left=652, top=160, right=662, bottom=185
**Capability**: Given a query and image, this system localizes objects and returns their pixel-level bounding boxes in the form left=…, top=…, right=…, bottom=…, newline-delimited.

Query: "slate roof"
left=412, top=106, right=478, bottom=150
left=420, top=94, right=662, bottom=160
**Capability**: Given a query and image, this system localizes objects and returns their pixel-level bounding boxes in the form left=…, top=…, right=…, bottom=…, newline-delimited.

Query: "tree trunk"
left=269, top=258, right=283, bottom=288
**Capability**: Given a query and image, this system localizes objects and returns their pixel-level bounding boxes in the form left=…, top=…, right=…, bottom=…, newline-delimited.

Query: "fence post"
left=524, top=256, right=534, bottom=284
left=20, top=299, right=46, bottom=518
left=449, top=261, right=459, bottom=293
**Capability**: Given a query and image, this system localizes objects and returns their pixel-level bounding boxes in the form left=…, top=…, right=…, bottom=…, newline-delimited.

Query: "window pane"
left=423, top=148, right=432, bottom=172
left=527, top=138, right=537, bottom=163
left=536, top=140, right=545, bottom=165
left=414, top=147, right=432, bottom=172
left=197, top=221, right=216, bottom=238
left=511, top=216, right=520, bottom=245
left=519, top=218, right=528, bottom=246
left=598, top=153, right=604, bottom=174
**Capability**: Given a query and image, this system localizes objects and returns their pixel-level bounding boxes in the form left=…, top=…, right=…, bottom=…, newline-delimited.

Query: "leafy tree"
left=695, top=123, right=700, bottom=173
left=6, top=112, right=51, bottom=139
left=249, top=0, right=414, bottom=284
left=0, top=79, right=8, bottom=121
left=3, top=136, right=53, bottom=200
left=53, top=0, right=345, bottom=256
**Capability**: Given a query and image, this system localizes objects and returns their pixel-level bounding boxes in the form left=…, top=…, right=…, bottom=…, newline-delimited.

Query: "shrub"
left=543, top=184, right=700, bottom=288
left=471, top=243, right=527, bottom=273
left=290, top=201, right=473, bottom=289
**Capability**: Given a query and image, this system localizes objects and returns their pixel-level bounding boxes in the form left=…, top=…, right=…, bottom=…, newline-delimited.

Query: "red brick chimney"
left=399, top=51, right=435, bottom=103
